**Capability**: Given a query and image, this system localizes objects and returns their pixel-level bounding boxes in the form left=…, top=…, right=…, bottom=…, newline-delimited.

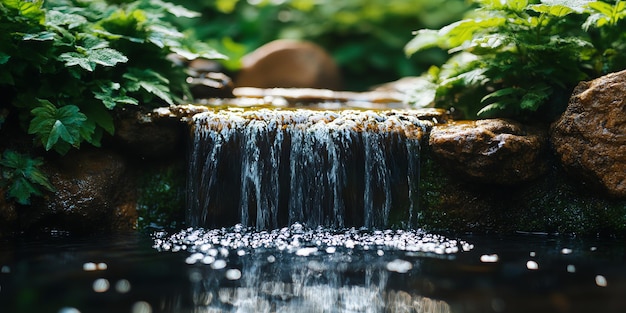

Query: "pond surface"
left=1, top=227, right=625, bottom=313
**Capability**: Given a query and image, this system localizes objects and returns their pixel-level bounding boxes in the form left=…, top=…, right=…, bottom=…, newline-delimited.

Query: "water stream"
left=187, top=108, right=430, bottom=229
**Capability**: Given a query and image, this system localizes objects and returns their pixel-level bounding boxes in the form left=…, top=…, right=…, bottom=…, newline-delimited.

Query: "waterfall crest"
left=187, top=108, right=432, bottom=229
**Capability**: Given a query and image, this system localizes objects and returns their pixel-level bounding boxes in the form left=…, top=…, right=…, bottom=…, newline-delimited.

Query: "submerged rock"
left=429, top=119, right=548, bottom=185
left=235, top=40, right=342, bottom=90
left=20, top=149, right=137, bottom=234
left=551, top=69, right=626, bottom=198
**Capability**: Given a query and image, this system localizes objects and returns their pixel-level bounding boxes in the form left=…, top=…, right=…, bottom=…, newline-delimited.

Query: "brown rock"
left=114, top=108, right=185, bottom=160
left=429, top=119, right=548, bottom=185
left=551, top=70, right=626, bottom=198
left=21, top=149, right=137, bottom=234
left=236, top=40, right=342, bottom=90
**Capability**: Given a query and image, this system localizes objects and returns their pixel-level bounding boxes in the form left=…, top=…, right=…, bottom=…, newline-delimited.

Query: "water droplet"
left=386, top=259, right=413, bottom=273
left=567, top=265, right=576, bottom=273
left=131, top=301, right=152, bottom=313
left=92, top=278, right=110, bottom=293
left=211, top=259, right=227, bottom=270
left=225, top=269, right=242, bottom=280
left=595, top=275, right=608, bottom=287
left=377, top=250, right=384, bottom=256
left=58, top=307, right=81, bottom=313
left=83, top=263, right=97, bottom=271
left=115, top=279, right=131, bottom=293
left=325, top=247, right=336, bottom=254
left=267, top=255, right=276, bottom=263
left=526, top=260, right=539, bottom=270
left=1, top=265, right=10, bottom=273
left=561, top=248, right=572, bottom=255
left=97, top=263, right=107, bottom=270
left=295, top=247, right=318, bottom=256
left=529, top=251, right=536, bottom=257
left=480, top=254, right=499, bottom=263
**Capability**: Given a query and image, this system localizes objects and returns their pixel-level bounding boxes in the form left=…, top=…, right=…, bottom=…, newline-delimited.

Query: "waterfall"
left=187, top=108, right=431, bottom=230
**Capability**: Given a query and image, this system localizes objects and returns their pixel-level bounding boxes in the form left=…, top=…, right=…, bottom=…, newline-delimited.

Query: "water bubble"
left=526, top=260, right=539, bottom=270
left=212, top=259, right=227, bottom=270
left=202, top=256, right=215, bottom=265
left=295, top=247, right=318, bottom=256
left=325, top=247, right=336, bottom=254
left=561, top=248, right=573, bottom=255
left=58, top=307, right=81, bottom=313
left=529, top=251, right=536, bottom=257
left=92, top=278, right=110, bottom=293
left=377, top=250, right=384, bottom=256
left=131, top=301, right=152, bottom=313
left=115, top=279, right=131, bottom=293
left=480, top=254, right=499, bottom=263
left=590, top=246, right=598, bottom=252
left=83, top=262, right=97, bottom=271
left=386, top=259, right=413, bottom=273
left=97, top=263, right=107, bottom=270
left=225, top=269, right=242, bottom=280
left=237, top=250, right=246, bottom=256
left=267, top=255, right=276, bottom=263
left=595, top=275, right=608, bottom=287
left=567, top=265, right=576, bottom=273
left=1, top=265, right=10, bottom=273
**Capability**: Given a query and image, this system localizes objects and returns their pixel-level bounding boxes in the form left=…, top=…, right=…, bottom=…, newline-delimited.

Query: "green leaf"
left=405, top=29, right=440, bottom=56
left=1, top=150, right=54, bottom=205
left=481, top=87, right=520, bottom=103
left=45, top=10, right=87, bottom=29
left=529, top=4, right=575, bottom=17
left=0, top=52, right=10, bottom=64
left=23, top=31, right=55, bottom=41
left=82, top=102, right=116, bottom=135
left=60, top=47, right=128, bottom=72
left=28, top=100, right=89, bottom=152
left=123, top=68, right=174, bottom=105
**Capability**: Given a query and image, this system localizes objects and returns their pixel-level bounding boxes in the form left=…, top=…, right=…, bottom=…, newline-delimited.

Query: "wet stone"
left=551, top=69, right=626, bottom=198
left=429, top=119, right=548, bottom=185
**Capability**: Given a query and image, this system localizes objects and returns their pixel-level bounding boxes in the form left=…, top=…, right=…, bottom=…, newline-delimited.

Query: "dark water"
left=1, top=228, right=625, bottom=313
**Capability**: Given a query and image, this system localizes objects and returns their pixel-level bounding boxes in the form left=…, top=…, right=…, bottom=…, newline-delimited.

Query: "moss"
left=417, top=145, right=626, bottom=236
left=136, top=160, right=186, bottom=231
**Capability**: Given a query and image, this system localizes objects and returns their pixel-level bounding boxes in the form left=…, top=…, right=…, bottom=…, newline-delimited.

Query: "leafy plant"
left=0, top=150, right=54, bottom=205
left=0, top=0, right=224, bottom=203
left=405, top=0, right=626, bottom=120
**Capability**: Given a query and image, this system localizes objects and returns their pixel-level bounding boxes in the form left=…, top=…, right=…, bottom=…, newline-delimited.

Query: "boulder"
left=236, top=40, right=342, bottom=90
left=429, top=119, right=548, bottom=185
left=551, top=70, right=626, bottom=198
left=20, top=149, right=137, bottom=234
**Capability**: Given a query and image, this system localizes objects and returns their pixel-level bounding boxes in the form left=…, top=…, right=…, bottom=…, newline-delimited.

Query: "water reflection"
left=155, top=224, right=465, bottom=312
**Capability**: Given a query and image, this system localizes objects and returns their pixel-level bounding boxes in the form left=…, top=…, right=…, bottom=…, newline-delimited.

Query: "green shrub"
left=406, top=0, right=626, bottom=120
left=0, top=0, right=223, bottom=204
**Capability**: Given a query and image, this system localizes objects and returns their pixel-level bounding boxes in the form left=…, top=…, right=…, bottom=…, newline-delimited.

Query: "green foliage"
left=136, top=165, right=185, bottom=230
left=171, top=0, right=471, bottom=90
left=0, top=150, right=54, bottom=205
left=0, top=0, right=223, bottom=154
left=406, top=0, right=626, bottom=120
left=0, top=0, right=224, bottom=204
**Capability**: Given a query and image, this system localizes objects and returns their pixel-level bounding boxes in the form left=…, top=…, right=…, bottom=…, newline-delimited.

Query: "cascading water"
left=187, top=108, right=433, bottom=230
left=154, top=107, right=473, bottom=312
